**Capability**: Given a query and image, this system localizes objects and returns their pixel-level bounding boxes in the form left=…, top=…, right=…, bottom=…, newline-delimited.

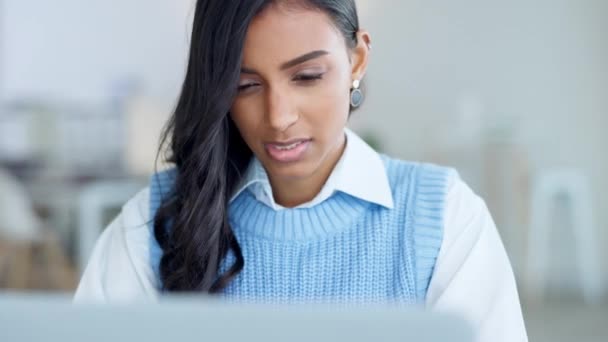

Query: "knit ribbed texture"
left=148, top=156, right=452, bottom=305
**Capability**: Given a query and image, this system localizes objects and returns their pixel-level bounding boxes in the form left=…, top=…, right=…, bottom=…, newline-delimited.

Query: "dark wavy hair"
left=153, top=0, right=361, bottom=293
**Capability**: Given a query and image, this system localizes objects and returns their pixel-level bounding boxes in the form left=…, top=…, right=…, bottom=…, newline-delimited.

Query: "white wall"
left=356, top=0, right=608, bottom=292
left=0, top=0, right=196, bottom=173
left=1, top=0, right=194, bottom=104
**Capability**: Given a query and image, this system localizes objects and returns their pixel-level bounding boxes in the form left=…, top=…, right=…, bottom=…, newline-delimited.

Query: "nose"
left=265, top=87, right=299, bottom=132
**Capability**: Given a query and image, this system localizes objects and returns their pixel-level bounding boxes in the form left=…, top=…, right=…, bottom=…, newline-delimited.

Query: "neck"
left=270, top=133, right=346, bottom=208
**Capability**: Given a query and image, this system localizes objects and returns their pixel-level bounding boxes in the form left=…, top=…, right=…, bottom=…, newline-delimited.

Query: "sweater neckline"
left=228, top=189, right=374, bottom=242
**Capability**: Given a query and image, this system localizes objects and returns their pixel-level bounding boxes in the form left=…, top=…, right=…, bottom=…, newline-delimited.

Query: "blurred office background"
left=0, top=0, right=606, bottom=340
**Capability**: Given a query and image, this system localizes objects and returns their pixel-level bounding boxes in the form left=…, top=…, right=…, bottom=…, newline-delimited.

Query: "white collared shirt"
left=75, top=128, right=528, bottom=342
left=230, top=128, right=394, bottom=210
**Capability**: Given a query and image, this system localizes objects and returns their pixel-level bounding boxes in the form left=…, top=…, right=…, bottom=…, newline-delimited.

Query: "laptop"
left=0, top=292, right=474, bottom=342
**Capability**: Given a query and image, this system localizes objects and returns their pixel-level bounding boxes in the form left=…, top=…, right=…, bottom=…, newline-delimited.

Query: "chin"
left=263, top=158, right=319, bottom=181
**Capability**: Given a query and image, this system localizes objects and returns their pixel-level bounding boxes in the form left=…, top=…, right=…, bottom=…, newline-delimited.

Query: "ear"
left=350, top=30, right=372, bottom=82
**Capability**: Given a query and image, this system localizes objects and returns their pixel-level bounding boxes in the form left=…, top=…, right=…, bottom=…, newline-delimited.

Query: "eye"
left=293, top=73, right=324, bottom=83
left=237, top=82, right=260, bottom=92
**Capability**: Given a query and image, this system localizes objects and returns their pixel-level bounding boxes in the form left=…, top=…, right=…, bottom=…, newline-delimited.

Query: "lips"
left=267, top=138, right=309, bottom=145
left=264, top=138, right=312, bottom=163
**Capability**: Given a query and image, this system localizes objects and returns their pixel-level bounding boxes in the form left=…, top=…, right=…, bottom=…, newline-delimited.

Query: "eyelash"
left=293, top=73, right=324, bottom=83
left=237, top=73, right=324, bottom=92
left=237, top=83, right=257, bottom=92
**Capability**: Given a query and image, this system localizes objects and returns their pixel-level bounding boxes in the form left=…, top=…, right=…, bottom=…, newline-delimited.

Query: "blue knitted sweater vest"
left=148, top=156, right=451, bottom=306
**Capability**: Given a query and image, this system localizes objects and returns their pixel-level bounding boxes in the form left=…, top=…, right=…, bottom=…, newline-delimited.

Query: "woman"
left=76, top=1, right=528, bottom=340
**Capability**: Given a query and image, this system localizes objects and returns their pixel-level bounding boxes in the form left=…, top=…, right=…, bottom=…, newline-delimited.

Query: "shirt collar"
left=230, top=128, right=394, bottom=210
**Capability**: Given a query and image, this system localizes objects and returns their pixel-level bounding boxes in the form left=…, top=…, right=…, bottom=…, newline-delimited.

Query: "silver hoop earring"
left=350, top=79, right=363, bottom=108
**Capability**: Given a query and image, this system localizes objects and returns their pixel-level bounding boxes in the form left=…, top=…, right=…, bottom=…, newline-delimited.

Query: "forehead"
left=242, top=5, right=346, bottom=66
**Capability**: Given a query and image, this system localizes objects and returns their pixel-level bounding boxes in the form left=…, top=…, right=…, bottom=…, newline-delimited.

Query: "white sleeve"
left=425, top=173, right=528, bottom=342
left=73, top=188, right=159, bottom=303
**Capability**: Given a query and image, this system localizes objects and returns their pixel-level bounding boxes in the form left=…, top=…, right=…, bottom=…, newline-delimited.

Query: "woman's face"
left=230, top=5, right=369, bottom=183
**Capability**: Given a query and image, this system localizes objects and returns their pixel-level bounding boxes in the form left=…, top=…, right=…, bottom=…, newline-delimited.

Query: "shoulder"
left=74, top=187, right=159, bottom=303
left=379, top=154, right=458, bottom=199
left=440, top=172, right=491, bottom=261
left=422, top=168, right=496, bottom=302
left=425, top=175, right=528, bottom=342
left=379, top=156, right=461, bottom=300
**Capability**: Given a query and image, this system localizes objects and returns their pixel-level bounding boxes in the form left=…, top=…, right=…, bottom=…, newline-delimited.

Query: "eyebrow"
left=241, top=50, right=330, bottom=74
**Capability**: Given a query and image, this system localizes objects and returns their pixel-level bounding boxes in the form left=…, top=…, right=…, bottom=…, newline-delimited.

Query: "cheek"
left=230, top=102, right=263, bottom=146
left=298, top=80, right=350, bottom=129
